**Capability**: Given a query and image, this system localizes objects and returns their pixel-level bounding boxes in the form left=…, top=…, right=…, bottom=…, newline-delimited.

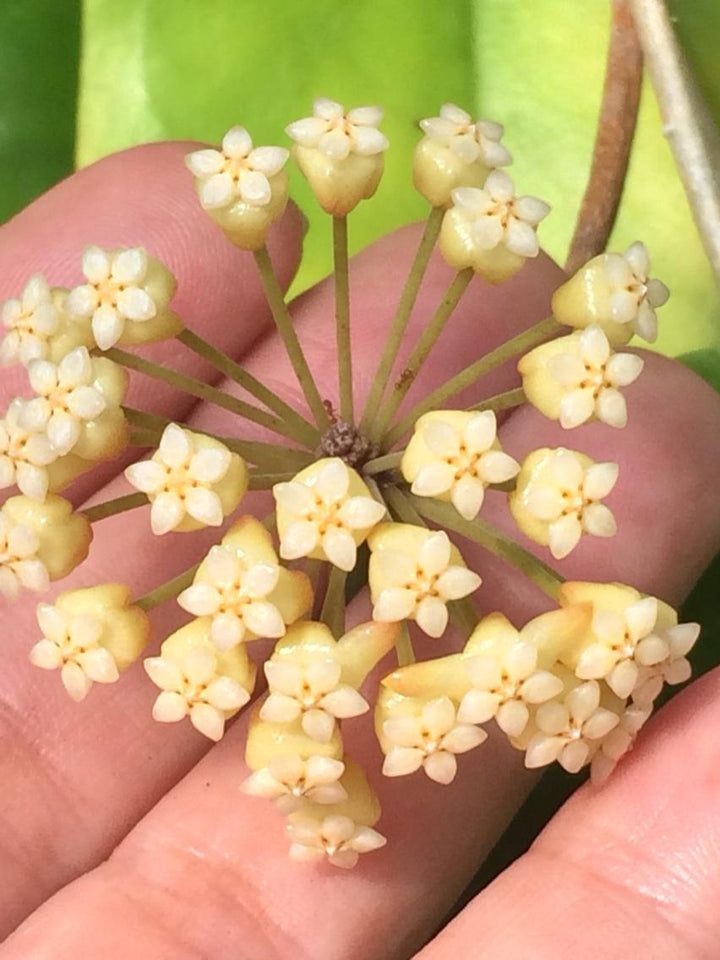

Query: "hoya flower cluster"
left=0, top=97, right=696, bottom=870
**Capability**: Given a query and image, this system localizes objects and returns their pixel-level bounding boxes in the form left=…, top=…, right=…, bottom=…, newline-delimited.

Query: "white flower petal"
left=29, top=638, right=63, bottom=670
left=260, top=691, right=301, bottom=724
left=116, top=287, right=156, bottom=323
left=92, top=306, right=124, bottom=351
left=560, top=388, right=596, bottom=429
left=150, top=492, right=185, bottom=535
left=582, top=503, right=617, bottom=538
left=159, top=423, right=191, bottom=469
left=336, top=496, right=386, bottom=529
left=81, top=647, right=119, bottom=684
left=82, top=246, right=110, bottom=284
left=314, top=458, right=349, bottom=503
left=280, top=519, right=319, bottom=560
left=177, top=582, right=221, bottom=617
left=424, top=751, right=458, bottom=784
left=415, top=595, right=449, bottom=638
left=190, top=702, right=227, bottom=741
left=185, top=149, right=224, bottom=178
left=319, top=126, right=351, bottom=160
left=203, top=676, right=249, bottom=711
left=548, top=514, right=583, bottom=558
left=457, top=688, right=499, bottom=724
left=61, top=661, right=92, bottom=702
left=373, top=586, right=418, bottom=623
left=200, top=172, right=235, bottom=209
left=418, top=530, right=451, bottom=578
left=301, top=708, right=336, bottom=743
left=243, top=600, right=285, bottom=638
left=595, top=388, right=628, bottom=429
left=606, top=352, right=644, bottom=387
left=435, top=566, right=481, bottom=601
left=210, top=612, right=245, bottom=651
left=504, top=219, right=539, bottom=258
left=583, top=462, right=619, bottom=501
left=520, top=670, right=564, bottom=704
left=477, top=450, right=520, bottom=484
left=222, top=125, right=252, bottom=157
left=548, top=352, right=586, bottom=387
left=273, top=480, right=315, bottom=516
left=248, top=145, right=289, bottom=176
left=238, top=169, right=271, bottom=206
left=285, top=116, right=327, bottom=145
left=124, top=459, right=165, bottom=494
left=319, top=685, right=369, bottom=719
left=495, top=699, right=530, bottom=737
left=578, top=324, right=611, bottom=366
left=322, top=526, right=357, bottom=571
left=382, top=746, right=425, bottom=777
left=422, top=419, right=460, bottom=459
left=451, top=475, right=485, bottom=520
left=112, top=248, right=147, bottom=285
left=351, top=125, right=389, bottom=156
left=242, top=562, right=279, bottom=599
left=411, top=462, right=456, bottom=498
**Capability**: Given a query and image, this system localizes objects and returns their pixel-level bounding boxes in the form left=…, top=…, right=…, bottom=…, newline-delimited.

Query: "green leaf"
left=77, top=0, right=475, bottom=295
left=472, top=0, right=720, bottom=358
left=0, top=0, right=81, bottom=221
left=679, top=347, right=720, bottom=394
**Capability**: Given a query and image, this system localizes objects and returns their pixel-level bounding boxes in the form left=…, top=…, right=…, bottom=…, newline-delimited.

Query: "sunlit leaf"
left=77, top=0, right=475, bottom=295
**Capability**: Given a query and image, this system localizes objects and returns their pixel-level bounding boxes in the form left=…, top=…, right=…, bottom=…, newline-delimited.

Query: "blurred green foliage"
left=0, top=0, right=81, bottom=222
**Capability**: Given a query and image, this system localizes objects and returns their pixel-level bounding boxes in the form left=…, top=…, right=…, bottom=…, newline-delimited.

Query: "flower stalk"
left=382, top=316, right=560, bottom=450
left=253, top=245, right=330, bottom=429
left=371, top=267, right=473, bottom=443
left=320, top=563, right=347, bottom=637
left=105, top=347, right=298, bottom=442
left=135, top=563, right=200, bottom=612
left=176, top=327, right=320, bottom=447
left=82, top=492, right=148, bottom=523
left=360, top=205, right=444, bottom=435
left=333, top=215, right=354, bottom=422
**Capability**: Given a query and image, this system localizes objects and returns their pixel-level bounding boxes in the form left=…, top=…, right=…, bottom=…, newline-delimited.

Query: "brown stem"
left=566, top=0, right=643, bottom=273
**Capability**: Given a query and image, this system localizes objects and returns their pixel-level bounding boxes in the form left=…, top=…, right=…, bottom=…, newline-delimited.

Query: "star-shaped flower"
left=552, top=241, right=669, bottom=345
left=22, top=347, right=107, bottom=456
left=419, top=103, right=512, bottom=168
left=604, top=242, right=669, bottom=343
left=382, top=696, right=486, bottom=784
left=458, top=640, right=564, bottom=738
left=64, top=246, right=177, bottom=351
left=0, top=274, right=60, bottom=367
left=525, top=679, right=620, bottom=773
left=510, top=448, right=618, bottom=559
left=575, top=595, right=700, bottom=700
left=369, top=524, right=481, bottom=638
left=145, top=645, right=251, bottom=742
left=440, top=171, right=550, bottom=282
left=520, top=325, right=644, bottom=430
left=0, top=511, right=49, bottom=598
left=125, top=423, right=247, bottom=535
left=261, top=653, right=369, bottom=743
left=178, top=545, right=286, bottom=649
left=402, top=410, right=519, bottom=520
left=242, top=755, right=347, bottom=814
left=286, top=815, right=386, bottom=869
left=0, top=398, right=58, bottom=501
left=186, top=126, right=289, bottom=210
left=29, top=602, right=119, bottom=702
left=286, top=98, right=388, bottom=160
left=274, top=457, right=386, bottom=571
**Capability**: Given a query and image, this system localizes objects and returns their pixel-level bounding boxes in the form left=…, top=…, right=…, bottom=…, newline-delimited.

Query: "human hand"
left=1, top=142, right=720, bottom=959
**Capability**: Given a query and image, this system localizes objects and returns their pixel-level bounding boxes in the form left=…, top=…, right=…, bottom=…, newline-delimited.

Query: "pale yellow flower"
left=509, top=448, right=618, bottom=559
left=0, top=275, right=64, bottom=366
left=401, top=409, right=519, bottom=520
left=274, top=457, right=385, bottom=571
left=178, top=515, right=312, bottom=650
left=286, top=98, right=388, bottom=215
left=0, top=494, right=92, bottom=598
left=0, top=398, right=58, bottom=501
left=186, top=126, right=290, bottom=250
left=259, top=620, right=397, bottom=743
left=242, top=755, right=347, bottom=814
left=552, top=242, right=669, bottom=345
left=414, top=103, right=511, bottom=207
left=382, top=695, right=486, bottom=784
left=439, top=171, right=550, bottom=283
left=29, top=584, right=150, bottom=701
left=125, top=423, right=247, bottom=535
left=368, top=523, right=480, bottom=638
left=558, top=581, right=700, bottom=702
left=524, top=676, right=620, bottom=773
left=64, top=246, right=181, bottom=351
left=286, top=815, right=386, bottom=869
left=23, top=347, right=129, bottom=460
left=145, top=619, right=254, bottom=741
left=519, top=325, right=644, bottom=430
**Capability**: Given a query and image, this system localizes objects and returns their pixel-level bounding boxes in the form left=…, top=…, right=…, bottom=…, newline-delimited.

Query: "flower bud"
left=439, top=171, right=550, bottom=283
left=186, top=126, right=290, bottom=250
left=286, top=98, right=388, bottom=216
left=29, top=583, right=151, bottom=701
left=413, top=103, right=512, bottom=207
left=64, top=246, right=182, bottom=352
left=552, top=242, right=669, bottom=345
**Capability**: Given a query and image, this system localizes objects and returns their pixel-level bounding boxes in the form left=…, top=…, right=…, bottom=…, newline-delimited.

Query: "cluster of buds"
left=0, top=96, right=690, bottom=871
